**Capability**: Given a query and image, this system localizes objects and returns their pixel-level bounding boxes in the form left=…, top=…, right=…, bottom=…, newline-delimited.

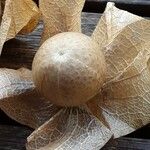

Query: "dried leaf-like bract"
left=26, top=107, right=112, bottom=150
left=39, top=0, right=85, bottom=42
left=0, top=0, right=40, bottom=54
left=89, top=2, right=150, bottom=138
left=0, top=0, right=5, bottom=24
left=0, top=2, right=150, bottom=150
left=0, top=68, right=61, bottom=129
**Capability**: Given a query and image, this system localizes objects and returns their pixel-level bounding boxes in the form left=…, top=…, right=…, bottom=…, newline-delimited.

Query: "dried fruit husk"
left=0, top=0, right=5, bottom=24
left=32, top=32, right=106, bottom=106
left=0, top=0, right=40, bottom=54
left=39, top=0, right=85, bottom=43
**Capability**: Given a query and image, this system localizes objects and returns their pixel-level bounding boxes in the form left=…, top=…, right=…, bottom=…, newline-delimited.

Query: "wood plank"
left=102, top=137, right=150, bottom=150
left=32, top=0, right=150, bottom=17
left=33, top=0, right=150, bottom=5
left=0, top=12, right=149, bottom=70
left=87, top=0, right=150, bottom=5
left=0, top=125, right=150, bottom=150
left=0, top=13, right=101, bottom=126
left=84, top=0, right=150, bottom=17
left=0, top=11, right=150, bottom=149
left=0, top=125, right=31, bottom=150
left=0, top=13, right=101, bottom=70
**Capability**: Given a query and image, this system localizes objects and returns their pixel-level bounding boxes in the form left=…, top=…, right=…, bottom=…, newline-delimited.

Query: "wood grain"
left=0, top=12, right=100, bottom=126
left=32, top=0, right=150, bottom=17
left=84, top=0, right=150, bottom=17
left=0, top=13, right=101, bottom=70
left=0, top=125, right=31, bottom=150
left=0, top=125, right=150, bottom=150
left=87, top=0, right=150, bottom=5
left=0, top=11, right=150, bottom=150
left=102, top=137, right=150, bottom=150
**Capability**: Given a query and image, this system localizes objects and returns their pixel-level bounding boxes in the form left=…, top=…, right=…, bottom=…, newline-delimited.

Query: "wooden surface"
left=102, top=137, right=150, bottom=150
left=32, top=0, right=150, bottom=17
left=0, top=125, right=31, bottom=150
left=87, top=0, right=150, bottom=5
left=0, top=125, right=150, bottom=150
left=34, top=0, right=150, bottom=5
left=0, top=13, right=101, bottom=69
left=0, top=11, right=150, bottom=150
left=84, top=0, right=150, bottom=17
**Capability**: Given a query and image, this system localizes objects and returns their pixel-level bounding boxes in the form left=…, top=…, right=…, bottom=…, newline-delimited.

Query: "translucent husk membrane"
left=0, top=0, right=40, bottom=54
left=0, top=0, right=5, bottom=24
left=0, top=1, right=150, bottom=150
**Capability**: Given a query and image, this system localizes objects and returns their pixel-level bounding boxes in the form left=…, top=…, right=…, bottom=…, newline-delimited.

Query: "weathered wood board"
left=84, top=0, right=150, bottom=17
left=33, top=0, right=150, bottom=16
left=0, top=125, right=150, bottom=150
left=0, top=11, right=150, bottom=150
left=0, top=13, right=101, bottom=69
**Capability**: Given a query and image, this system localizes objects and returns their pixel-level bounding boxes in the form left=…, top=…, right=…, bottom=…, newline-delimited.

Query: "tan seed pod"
left=32, top=32, right=106, bottom=106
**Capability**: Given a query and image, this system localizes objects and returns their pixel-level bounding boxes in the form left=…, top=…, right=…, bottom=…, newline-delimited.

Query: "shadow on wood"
left=0, top=125, right=150, bottom=150
left=0, top=10, right=150, bottom=150
left=84, top=0, right=150, bottom=17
